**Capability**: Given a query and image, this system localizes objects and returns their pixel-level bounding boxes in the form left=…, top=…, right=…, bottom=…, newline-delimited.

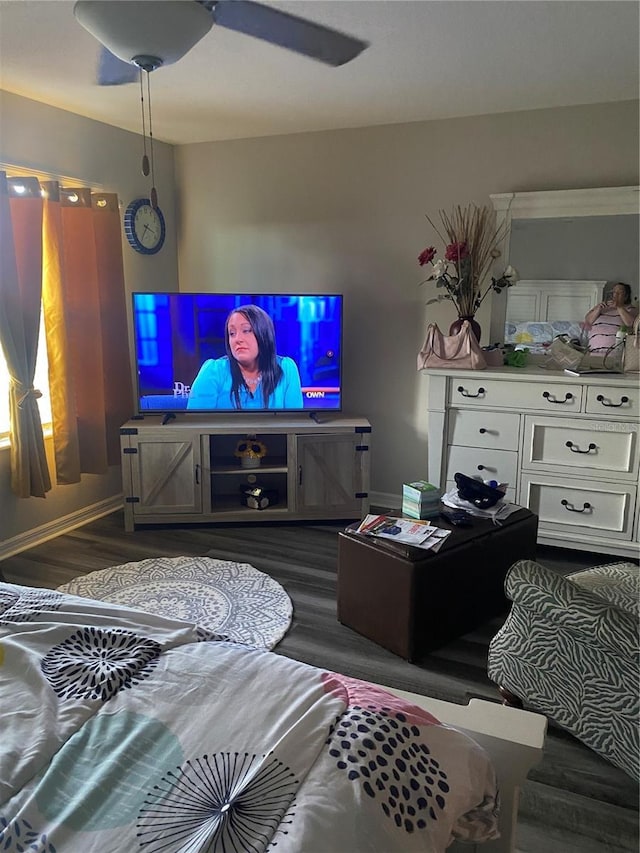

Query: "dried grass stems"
left=426, top=204, right=509, bottom=316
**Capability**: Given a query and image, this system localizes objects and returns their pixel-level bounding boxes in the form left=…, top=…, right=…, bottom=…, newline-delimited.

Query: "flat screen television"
left=132, top=292, right=343, bottom=414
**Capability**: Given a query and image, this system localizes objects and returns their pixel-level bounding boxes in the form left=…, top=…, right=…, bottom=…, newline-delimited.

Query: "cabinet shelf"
left=211, top=459, right=288, bottom=475
left=209, top=498, right=291, bottom=517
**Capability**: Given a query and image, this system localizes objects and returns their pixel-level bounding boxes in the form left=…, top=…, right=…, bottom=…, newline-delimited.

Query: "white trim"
left=490, top=185, right=639, bottom=219
left=370, top=489, right=401, bottom=511
left=0, top=496, right=122, bottom=560
left=537, top=530, right=640, bottom=561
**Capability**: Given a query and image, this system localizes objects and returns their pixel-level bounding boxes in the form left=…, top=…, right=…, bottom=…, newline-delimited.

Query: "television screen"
left=132, top=292, right=343, bottom=413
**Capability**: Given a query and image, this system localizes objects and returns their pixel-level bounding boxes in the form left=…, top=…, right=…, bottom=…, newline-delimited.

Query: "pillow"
left=504, top=320, right=585, bottom=354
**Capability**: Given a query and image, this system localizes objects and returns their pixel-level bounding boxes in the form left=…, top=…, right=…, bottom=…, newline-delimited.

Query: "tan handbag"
left=417, top=321, right=487, bottom=370
left=548, top=334, right=589, bottom=371
left=623, top=315, right=640, bottom=373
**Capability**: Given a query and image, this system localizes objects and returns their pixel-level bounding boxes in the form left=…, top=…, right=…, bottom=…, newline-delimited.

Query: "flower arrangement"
left=418, top=203, right=518, bottom=317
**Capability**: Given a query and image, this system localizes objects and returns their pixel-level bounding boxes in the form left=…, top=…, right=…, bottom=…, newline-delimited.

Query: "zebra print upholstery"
left=487, top=559, right=639, bottom=780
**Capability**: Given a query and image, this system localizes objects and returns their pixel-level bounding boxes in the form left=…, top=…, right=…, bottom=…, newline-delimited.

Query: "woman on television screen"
left=187, top=304, right=304, bottom=410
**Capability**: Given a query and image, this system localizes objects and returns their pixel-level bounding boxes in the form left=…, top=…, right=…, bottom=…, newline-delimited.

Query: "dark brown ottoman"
left=337, top=508, right=538, bottom=661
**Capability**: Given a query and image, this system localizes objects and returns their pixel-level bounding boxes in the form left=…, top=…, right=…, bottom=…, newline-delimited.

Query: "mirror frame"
left=488, top=185, right=640, bottom=343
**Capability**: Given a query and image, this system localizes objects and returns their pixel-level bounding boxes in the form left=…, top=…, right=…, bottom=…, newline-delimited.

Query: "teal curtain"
left=0, top=171, right=51, bottom=497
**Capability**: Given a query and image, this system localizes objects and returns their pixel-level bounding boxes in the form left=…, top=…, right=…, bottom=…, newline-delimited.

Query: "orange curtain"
left=92, top=192, right=135, bottom=466
left=59, top=187, right=109, bottom=474
left=46, top=184, right=133, bottom=480
left=1, top=171, right=133, bottom=496
left=0, top=172, right=51, bottom=497
left=41, top=181, right=81, bottom=484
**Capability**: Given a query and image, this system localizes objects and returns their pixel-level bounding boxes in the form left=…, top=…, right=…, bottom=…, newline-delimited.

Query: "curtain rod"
left=0, top=161, right=107, bottom=192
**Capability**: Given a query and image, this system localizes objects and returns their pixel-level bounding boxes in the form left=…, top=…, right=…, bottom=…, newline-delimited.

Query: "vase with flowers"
left=418, top=203, right=518, bottom=342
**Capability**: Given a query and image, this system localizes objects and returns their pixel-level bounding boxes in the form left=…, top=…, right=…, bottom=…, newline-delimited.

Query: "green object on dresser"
left=506, top=350, right=528, bottom=367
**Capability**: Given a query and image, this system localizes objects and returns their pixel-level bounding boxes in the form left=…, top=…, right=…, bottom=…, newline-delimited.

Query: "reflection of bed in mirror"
left=504, top=279, right=605, bottom=353
left=489, top=186, right=639, bottom=345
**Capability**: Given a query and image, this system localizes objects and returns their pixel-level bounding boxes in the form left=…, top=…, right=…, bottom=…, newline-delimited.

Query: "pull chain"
left=139, top=69, right=150, bottom=177
left=146, top=70, right=158, bottom=209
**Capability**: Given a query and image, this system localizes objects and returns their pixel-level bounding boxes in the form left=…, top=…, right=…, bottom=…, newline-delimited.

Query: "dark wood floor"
left=1, top=510, right=638, bottom=853
left=0, top=508, right=619, bottom=590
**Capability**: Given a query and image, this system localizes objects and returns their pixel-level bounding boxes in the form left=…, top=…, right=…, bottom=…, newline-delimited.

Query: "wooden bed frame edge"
left=377, top=685, right=548, bottom=853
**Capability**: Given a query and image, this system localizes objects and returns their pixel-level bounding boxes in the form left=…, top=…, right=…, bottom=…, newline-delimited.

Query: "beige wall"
left=1, top=94, right=638, bottom=551
left=174, top=100, right=639, bottom=501
left=0, top=91, right=179, bottom=551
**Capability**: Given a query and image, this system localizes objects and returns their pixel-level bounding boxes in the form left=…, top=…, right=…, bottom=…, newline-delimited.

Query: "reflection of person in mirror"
left=584, top=283, right=638, bottom=352
left=187, top=304, right=304, bottom=409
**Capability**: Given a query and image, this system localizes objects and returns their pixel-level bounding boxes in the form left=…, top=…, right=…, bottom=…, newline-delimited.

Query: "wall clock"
left=123, top=198, right=166, bottom=255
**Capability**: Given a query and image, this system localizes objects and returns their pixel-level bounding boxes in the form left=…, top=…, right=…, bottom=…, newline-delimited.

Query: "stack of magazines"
left=355, top=514, right=451, bottom=552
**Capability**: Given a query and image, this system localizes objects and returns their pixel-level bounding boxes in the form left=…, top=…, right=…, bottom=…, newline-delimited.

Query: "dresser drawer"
left=585, top=384, right=640, bottom=419
left=448, top=410, right=520, bottom=450
left=449, top=379, right=583, bottom=412
left=522, top=416, right=639, bottom=480
left=520, top=474, right=636, bottom=540
left=447, top=446, right=518, bottom=487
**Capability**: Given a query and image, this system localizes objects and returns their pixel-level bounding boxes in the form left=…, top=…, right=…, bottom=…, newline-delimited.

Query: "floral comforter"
left=0, top=582, right=500, bottom=853
left=504, top=320, right=585, bottom=353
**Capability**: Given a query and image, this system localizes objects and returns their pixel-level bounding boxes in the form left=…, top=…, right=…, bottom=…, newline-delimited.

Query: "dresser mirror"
left=489, top=186, right=639, bottom=346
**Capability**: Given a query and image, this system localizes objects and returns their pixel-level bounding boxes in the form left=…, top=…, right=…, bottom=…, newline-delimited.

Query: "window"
left=0, top=162, right=95, bottom=448
left=0, top=311, right=52, bottom=446
left=1, top=163, right=131, bottom=497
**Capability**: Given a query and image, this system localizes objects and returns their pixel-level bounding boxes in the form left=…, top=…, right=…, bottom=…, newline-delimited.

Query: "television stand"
left=119, top=414, right=371, bottom=532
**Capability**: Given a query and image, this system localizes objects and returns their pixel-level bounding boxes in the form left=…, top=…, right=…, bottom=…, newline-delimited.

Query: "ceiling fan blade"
left=211, top=0, right=368, bottom=66
left=97, top=46, right=139, bottom=85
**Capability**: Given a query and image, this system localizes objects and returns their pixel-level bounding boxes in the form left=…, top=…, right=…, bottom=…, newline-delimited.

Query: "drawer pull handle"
left=457, top=385, right=485, bottom=398
left=479, top=428, right=488, bottom=434
left=543, top=391, right=573, bottom=404
left=195, top=464, right=200, bottom=485
left=565, top=441, right=597, bottom=454
left=596, top=394, right=629, bottom=408
left=477, top=464, right=497, bottom=472
left=561, top=499, right=592, bottom=513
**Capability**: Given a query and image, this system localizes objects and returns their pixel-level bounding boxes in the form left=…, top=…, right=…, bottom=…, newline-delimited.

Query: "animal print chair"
left=487, top=559, right=639, bottom=780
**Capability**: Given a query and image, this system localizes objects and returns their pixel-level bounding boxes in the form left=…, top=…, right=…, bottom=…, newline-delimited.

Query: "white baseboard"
left=369, top=490, right=401, bottom=512
left=1, top=492, right=402, bottom=561
left=0, top=496, right=122, bottom=560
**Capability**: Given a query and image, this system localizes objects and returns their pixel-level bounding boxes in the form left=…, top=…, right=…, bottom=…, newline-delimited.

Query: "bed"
left=0, top=582, right=546, bottom=853
left=503, top=279, right=605, bottom=354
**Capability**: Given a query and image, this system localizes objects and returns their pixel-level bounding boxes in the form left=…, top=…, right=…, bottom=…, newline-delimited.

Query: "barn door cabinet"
left=120, top=415, right=371, bottom=531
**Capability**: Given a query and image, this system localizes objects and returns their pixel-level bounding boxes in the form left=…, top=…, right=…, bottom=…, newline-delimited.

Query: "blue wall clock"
left=124, top=198, right=166, bottom=255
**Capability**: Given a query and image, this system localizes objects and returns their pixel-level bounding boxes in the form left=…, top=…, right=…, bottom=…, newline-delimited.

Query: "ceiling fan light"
left=73, top=0, right=213, bottom=67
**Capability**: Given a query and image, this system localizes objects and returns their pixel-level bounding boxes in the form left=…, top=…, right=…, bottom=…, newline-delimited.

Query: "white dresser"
left=423, top=366, right=639, bottom=559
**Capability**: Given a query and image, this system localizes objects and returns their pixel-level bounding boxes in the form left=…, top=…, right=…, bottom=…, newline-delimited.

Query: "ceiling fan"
left=73, top=0, right=369, bottom=85
left=73, top=1, right=367, bottom=208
